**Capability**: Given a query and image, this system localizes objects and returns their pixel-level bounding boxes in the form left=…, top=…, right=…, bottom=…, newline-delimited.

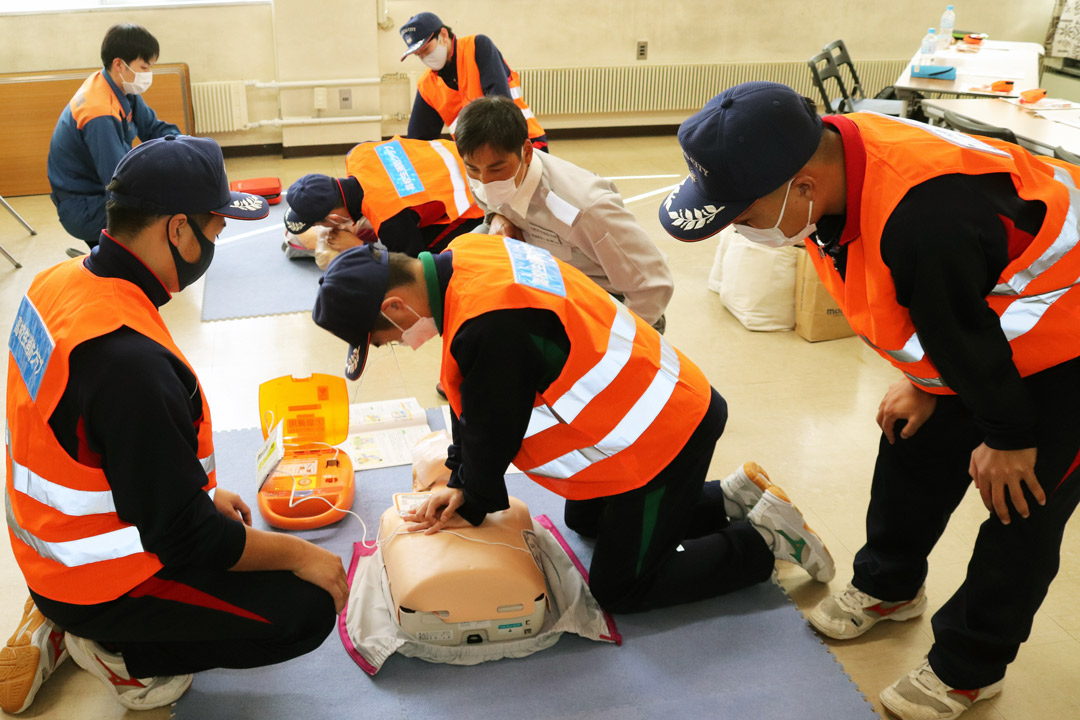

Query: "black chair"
left=808, top=51, right=852, bottom=114
left=823, top=39, right=903, bottom=117
left=1055, top=145, right=1080, bottom=166
left=808, top=49, right=904, bottom=116
left=942, top=110, right=1018, bottom=144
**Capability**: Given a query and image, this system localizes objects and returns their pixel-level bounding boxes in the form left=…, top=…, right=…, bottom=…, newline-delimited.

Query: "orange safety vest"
left=805, top=113, right=1080, bottom=394
left=5, top=259, right=216, bottom=604
left=346, top=136, right=482, bottom=236
left=440, top=235, right=712, bottom=500
left=69, top=71, right=129, bottom=130
left=416, top=35, right=545, bottom=142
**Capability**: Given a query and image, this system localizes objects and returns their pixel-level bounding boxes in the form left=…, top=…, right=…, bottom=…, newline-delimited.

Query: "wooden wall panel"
left=0, top=63, right=191, bottom=198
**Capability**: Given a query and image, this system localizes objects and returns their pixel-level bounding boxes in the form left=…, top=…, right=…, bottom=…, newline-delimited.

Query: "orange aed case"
left=257, top=374, right=355, bottom=530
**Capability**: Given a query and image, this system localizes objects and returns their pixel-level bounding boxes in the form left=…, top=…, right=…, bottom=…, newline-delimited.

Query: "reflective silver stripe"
left=525, top=335, right=681, bottom=480
left=523, top=404, right=559, bottom=439
left=554, top=298, right=636, bottom=422
left=448, top=114, right=459, bottom=135
left=995, top=167, right=1080, bottom=296
left=545, top=191, right=580, bottom=227
left=523, top=298, right=636, bottom=438
left=510, top=86, right=523, bottom=100
left=9, top=455, right=116, bottom=517
left=6, top=490, right=147, bottom=568
left=860, top=333, right=925, bottom=364
left=521, top=107, right=535, bottom=120
left=200, top=451, right=215, bottom=476
left=998, top=285, right=1073, bottom=341
left=208, top=486, right=217, bottom=501
left=904, top=372, right=949, bottom=389
left=428, top=140, right=473, bottom=216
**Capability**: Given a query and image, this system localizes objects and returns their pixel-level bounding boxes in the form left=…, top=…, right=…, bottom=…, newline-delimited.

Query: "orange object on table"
left=964, top=34, right=985, bottom=46
left=1020, top=88, right=1048, bottom=104
left=990, top=80, right=1015, bottom=93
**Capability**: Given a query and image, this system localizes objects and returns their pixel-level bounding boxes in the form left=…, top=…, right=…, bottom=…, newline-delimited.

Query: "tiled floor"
left=1, top=136, right=1078, bottom=718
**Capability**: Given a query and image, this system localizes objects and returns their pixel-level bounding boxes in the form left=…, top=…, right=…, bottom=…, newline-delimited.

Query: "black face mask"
left=168, top=215, right=217, bottom=291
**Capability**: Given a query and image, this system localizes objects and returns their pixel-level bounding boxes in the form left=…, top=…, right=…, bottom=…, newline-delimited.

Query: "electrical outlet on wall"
left=636, top=40, right=648, bottom=61
left=313, top=87, right=328, bottom=110
left=339, top=88, right=352, bottom=110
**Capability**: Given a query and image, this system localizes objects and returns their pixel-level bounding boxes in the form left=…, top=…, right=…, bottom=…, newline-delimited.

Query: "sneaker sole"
left=722, top=462, right=773, bottom=519
left=808, top=592, right=928, bottom=640
left=0, top=599, right=67, bottom=714
left=762, top=487, right=836, bottom=583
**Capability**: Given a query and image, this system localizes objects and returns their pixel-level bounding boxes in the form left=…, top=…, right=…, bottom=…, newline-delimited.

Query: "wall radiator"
left=191, top=60, right=908, bottom=134
left=518, top=59, right=908, bottom=116
left=191, top=81, right=248, bottom=133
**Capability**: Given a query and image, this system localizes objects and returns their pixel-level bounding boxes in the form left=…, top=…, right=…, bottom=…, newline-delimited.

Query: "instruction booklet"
left=338, top=398, right=431, bottom=470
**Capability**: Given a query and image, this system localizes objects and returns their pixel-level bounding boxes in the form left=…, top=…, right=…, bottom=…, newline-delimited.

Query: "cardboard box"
left=794, top=251, right=855, bottom=342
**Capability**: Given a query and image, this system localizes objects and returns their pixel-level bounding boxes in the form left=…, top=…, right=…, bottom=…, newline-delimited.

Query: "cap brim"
left=213, top=191, right=269, bottom=220
left=400, top=34, right=434, bottom=61
left=284, top=207, right=315, bottom=235
left=344, top=335, right=370, bottom=381
left=658, top=175, right=750, bottom=242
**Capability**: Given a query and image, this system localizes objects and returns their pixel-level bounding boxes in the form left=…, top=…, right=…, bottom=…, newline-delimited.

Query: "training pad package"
left=339, top=515, right=620, bottom=674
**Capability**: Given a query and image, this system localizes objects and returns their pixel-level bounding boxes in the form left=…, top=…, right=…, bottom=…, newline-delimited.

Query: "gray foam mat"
left=176, top=413, right=876, bottom=720
left=200, top=202, right=323, bottom=321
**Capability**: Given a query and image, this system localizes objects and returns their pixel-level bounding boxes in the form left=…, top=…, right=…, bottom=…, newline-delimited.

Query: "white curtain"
left=1047, top=0, right=1080, bottom=59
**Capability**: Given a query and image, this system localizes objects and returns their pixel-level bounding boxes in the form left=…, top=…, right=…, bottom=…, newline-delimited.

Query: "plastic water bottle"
left=938, top=5, right=955, bottom=51
left=916, top=28, right=937, bottom=72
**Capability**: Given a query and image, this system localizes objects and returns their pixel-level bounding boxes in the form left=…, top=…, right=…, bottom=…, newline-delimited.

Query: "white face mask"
left=121, top=60, right=153, bottom=95
left=383, top=304, right=439, bottom=350
left=421, top=37, right=449, bottom=71
left=734, top=178, right=816, bottom=248
left=467, top=156, right=525, bottom=209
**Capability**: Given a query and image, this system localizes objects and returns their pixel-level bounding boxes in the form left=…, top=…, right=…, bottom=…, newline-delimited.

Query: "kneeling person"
left=283, top=136, right=483, bottom=267
left=1, top=136, right=347, bottom=714
left=311, top=238, right=834, bottom=614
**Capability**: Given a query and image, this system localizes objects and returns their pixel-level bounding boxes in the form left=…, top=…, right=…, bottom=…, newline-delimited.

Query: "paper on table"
left=338, top=397, right=431, bottom=470
left=1004, top=97, right=1080, bottom=110
left=1036, top=108, right=1080, bottom=130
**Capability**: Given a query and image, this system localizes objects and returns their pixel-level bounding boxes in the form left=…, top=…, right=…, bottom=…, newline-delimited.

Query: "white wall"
left=0, top=0, right=1056, bottom=148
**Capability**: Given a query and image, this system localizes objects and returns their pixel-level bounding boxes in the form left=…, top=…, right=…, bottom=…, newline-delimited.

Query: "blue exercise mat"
left=175, top=413, right=876, bottom=720
left=200, top=201, right=324, bottom=321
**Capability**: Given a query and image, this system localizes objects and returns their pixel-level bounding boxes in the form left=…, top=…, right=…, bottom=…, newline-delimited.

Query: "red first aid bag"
left=230, top=177, right=282, bottom=205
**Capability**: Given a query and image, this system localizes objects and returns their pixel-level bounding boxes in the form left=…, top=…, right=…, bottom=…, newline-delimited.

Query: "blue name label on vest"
left=505, top=238, right=566, bottom=297
left=9, top=296, right=54, bottom=402
left=374, top=140, right=425, bottom=198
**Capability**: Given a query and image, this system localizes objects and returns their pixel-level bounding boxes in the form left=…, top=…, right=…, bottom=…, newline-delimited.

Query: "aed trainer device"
left=257, top=374, right=355, bottom=530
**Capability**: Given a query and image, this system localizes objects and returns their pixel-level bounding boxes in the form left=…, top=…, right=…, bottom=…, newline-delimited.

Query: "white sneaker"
left=881, top=658, right=1003, bottom=720
left=808, top=582, right=927, bottom=640
left=65, top=632, right=192, bottom=711
left=0, top=597, right=68, bottom=714
left=719, top=461, right=772, bottom=520
left=747, top=487, right=835, bottom=582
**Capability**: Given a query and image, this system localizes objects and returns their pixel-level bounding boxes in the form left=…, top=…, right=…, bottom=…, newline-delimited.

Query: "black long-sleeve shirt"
left=426, top=251, right=570, bottom=524
left=815, top=145, right=1046, bottom=450
left=47, top=236, right=247, bottom=571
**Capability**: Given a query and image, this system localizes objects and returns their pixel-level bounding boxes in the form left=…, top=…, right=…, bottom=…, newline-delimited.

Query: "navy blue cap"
left=312, top=245, right=389, bottom=381
left=400, top=12, right=443, bottom=60
left=660, top=82, right=823, bottom=242
left=110, top=135, right=268, bottom=220
left=284, top=174, right=347, bottom=235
